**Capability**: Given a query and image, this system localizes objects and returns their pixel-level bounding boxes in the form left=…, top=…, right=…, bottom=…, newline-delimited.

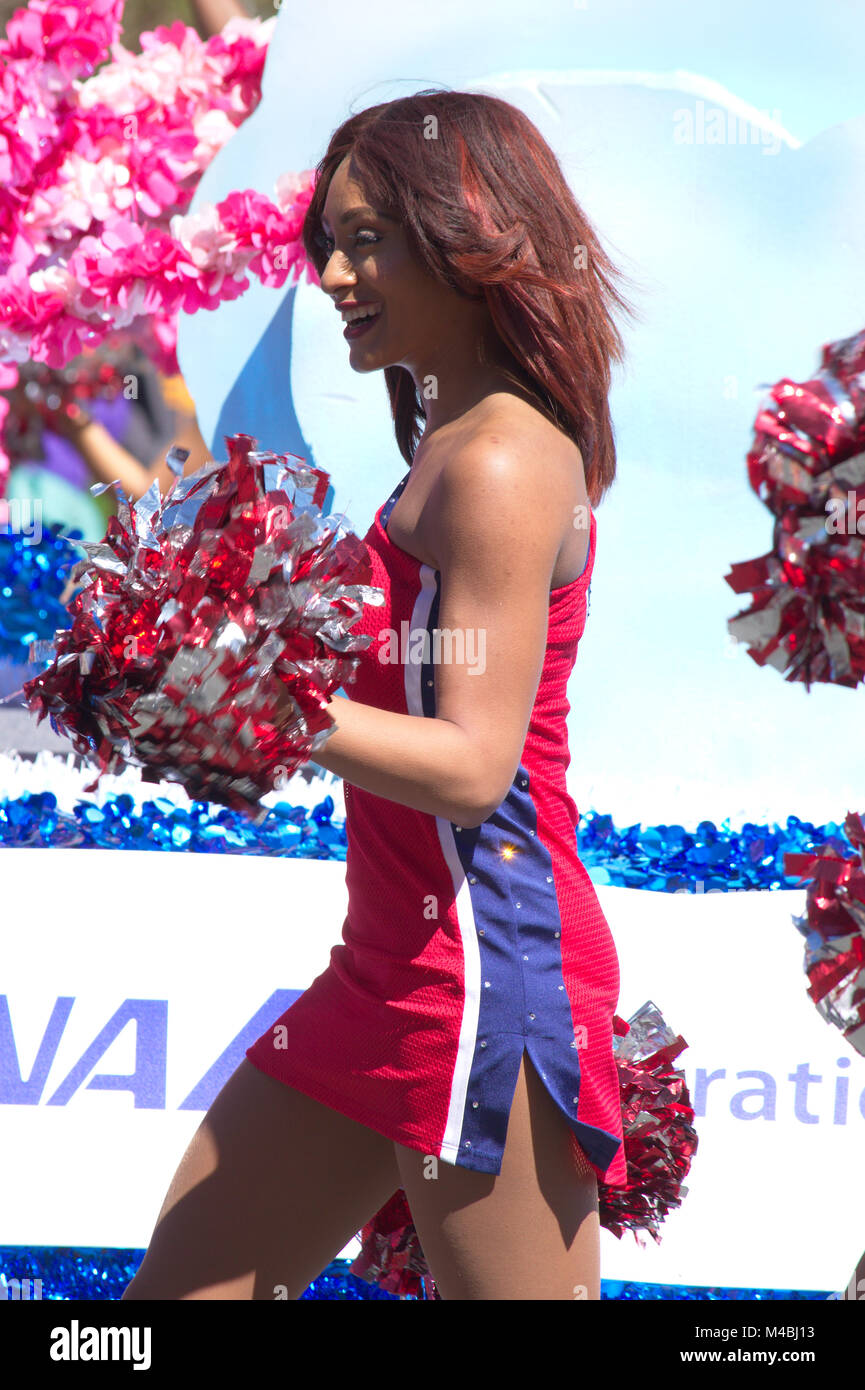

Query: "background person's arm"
left=56, top=410, right=210, bottom=500
left=188, top=0, right=252, bottom=38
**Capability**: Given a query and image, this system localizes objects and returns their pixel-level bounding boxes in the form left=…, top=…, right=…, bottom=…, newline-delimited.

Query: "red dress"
left=246, top=470, right=627, bottom=1185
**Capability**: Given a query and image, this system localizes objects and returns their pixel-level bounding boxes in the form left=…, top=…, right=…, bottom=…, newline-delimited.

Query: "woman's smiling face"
left=317, top=153, right=537, bottom=439
left=319, top=155, right=477, bottom=378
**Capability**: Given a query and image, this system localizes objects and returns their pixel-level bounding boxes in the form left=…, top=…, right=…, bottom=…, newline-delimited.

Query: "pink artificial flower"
left=0, top=0, right=123, bottom=79
left=0, top=2, right=319, bottom=467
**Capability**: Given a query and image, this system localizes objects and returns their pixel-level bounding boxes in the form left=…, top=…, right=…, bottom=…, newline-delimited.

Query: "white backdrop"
left=2, top=846, right=863, bottom=1291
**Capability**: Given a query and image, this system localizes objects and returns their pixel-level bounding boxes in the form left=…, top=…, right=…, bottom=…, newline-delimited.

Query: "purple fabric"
left=36, top=394, right=133, bottom=488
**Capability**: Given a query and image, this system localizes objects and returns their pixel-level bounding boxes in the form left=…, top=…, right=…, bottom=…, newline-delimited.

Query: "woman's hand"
left=4, top=368, right=95, bottom=438
left=39, top=398, right=93, bottom=440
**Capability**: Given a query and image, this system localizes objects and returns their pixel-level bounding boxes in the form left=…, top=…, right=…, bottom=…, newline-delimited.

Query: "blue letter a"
left=47, top=1000, right=167, bottom=1109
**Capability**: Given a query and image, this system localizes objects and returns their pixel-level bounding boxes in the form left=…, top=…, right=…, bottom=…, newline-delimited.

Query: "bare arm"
left=311, top=440, right=573, bottom=827
left=188, top=0, right=251, bottom=37
left=310, top=697, right=490, bottom=826
left=60, top=412, right=211, bottom=500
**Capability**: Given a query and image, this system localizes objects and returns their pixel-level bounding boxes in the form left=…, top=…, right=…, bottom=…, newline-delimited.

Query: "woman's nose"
left=320, top=255, right=357, bottom=297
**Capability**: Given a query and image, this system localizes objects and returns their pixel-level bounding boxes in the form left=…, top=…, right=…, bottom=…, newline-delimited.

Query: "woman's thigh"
left=394, top=1049, right=600, bottom=1300
left=122, top=1059, right=402, bottom=1301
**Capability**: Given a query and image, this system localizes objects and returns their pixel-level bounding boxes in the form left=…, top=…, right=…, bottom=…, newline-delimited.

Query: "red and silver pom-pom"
left=597, top=1000, right=698, bottom=1245
left=349, top=1189, right=439, bottom=1300
left=23, top=434, right=383, bottom=818
left=784, top=810, right=865, bottom=1056
left=350, top=1000, right=698, bottom=1297
left=725, top=328, right=865, bottom=689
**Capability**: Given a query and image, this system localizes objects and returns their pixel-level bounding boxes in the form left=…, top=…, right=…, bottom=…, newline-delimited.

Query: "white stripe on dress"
left=404, top=563, right=482, bottom=1162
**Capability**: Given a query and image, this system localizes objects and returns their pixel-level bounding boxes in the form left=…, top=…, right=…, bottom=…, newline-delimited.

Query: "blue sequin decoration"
left=0, top=525, right=81, bottom=662
left=0, top=794, right=854, bottom=891
left=578, top=811, right=853, bottom=892
left=0, top=790, right=347, bottom=855
left=0, top=1249, right=834, bottom=1301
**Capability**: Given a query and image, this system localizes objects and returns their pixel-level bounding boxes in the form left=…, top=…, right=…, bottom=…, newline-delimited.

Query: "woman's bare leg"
left=395, top=1049, right=600, bottom=1300
left=122, top=1059, right=402, bottom=1300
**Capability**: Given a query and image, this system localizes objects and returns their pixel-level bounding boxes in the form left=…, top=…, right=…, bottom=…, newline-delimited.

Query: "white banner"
left=2, top=847, right=863, bottom=1291
left=602, top=883, right=865, bottom=1290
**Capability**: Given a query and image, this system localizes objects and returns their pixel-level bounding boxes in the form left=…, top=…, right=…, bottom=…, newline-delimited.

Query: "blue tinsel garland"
left=0, top=791, right=855, bottom=890
left=0, top=1249, right=832, bottom=1301
left=0, top=526, right=79, bottom=661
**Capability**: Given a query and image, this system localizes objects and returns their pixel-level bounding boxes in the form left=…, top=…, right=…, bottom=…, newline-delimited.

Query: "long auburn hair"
left=302, top=89, right=641, bottom=507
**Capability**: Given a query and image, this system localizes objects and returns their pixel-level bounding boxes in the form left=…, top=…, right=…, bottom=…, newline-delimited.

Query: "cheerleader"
left=123, top=88, right=640, bottom=1302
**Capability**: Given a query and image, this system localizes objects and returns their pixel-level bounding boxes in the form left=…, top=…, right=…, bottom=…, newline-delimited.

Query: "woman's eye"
left=319, top=229, right=380, bottom=254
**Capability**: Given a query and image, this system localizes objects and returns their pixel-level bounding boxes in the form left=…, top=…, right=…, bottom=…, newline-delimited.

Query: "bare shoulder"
left=426, top=395, right=587, bottom=571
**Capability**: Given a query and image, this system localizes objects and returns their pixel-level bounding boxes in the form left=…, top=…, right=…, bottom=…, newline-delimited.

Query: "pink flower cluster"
left=0, top=0, right=123, bottom=78
left=0, top=0, right=320, bottom=492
